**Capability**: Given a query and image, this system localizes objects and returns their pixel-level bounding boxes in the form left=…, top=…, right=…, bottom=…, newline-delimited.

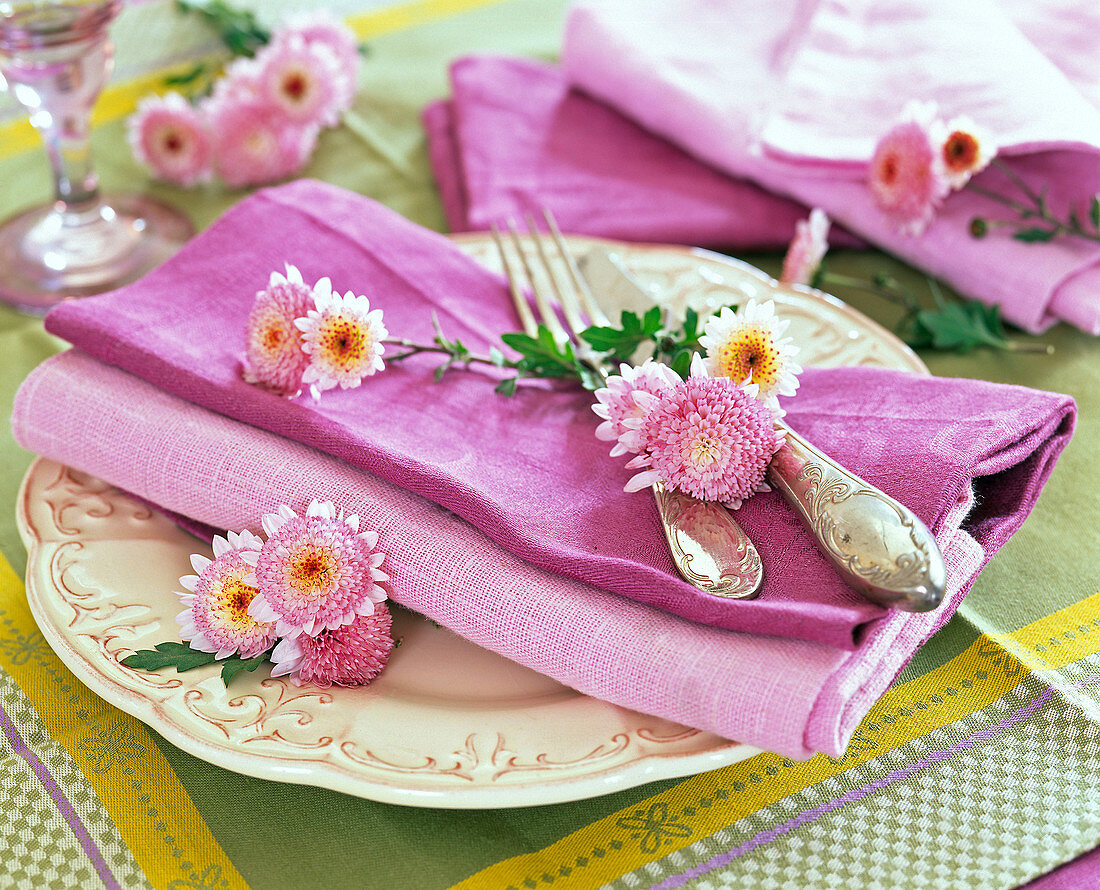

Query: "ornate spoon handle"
left=652, top=483, right=763, bottom=599
left=767, top=424, right=947, bottom=611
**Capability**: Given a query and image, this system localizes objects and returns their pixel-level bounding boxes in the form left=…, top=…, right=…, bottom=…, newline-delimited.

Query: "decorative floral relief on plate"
left=18, top=236, right=924, bottom=808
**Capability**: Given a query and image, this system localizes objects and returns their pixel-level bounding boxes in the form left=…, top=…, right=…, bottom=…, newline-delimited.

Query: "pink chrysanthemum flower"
left=592, top=358, right=680, bottom=457
left=274, top=12, right=360, bottom=108
left=127, top=92, right=213, bottom=186
left=242, top=264, right=316, bottom=396
left=698, top=298, right=802, bottom=410
left=207, top=97, right=318, bottom=189
left=296, top=279, right=388, bottom=400
left=256, top=35, right=344, bottom=128
left=244, top=501, right=388, bottom=639
left=269, top=605, right=394, bottom=687
left=869, top=101, right=950, bottom=235
left=176, top=530, right=276, bottom=659
left=625, top=356, right=783, bottom=508
left=938, top=115, right=996, bottom=190
left=780, top=208, right=830, bottom=286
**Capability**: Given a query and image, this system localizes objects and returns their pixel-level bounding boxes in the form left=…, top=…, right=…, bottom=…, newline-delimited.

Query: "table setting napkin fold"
left=563, top=0, right=1100, bottom=334
left=423, top=55, right=845, bottom=250
left=16, top=181, right=1075, bottom=757
left=37, top=180, right=1074, bottom=648
left=560, top=0, right=1100, bottom=336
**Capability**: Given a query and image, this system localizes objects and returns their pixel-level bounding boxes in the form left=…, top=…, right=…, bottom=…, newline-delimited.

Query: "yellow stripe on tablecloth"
left=454, top=590, right=1100, bottom=890
left=0, top=0, right=510, bottom=162
left=0, top=555, right=248, bottom=890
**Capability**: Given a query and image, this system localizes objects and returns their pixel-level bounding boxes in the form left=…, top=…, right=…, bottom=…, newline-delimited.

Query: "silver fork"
left=491, top=211, right=764, bottom=599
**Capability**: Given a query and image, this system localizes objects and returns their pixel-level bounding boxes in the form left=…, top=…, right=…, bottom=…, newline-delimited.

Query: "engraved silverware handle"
left=767, top=423, right=946, bottom=611
left=652, top=483, right=763, bottom=599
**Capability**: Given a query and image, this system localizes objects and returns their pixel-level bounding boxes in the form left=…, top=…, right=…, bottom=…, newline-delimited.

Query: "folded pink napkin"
left=562, top=0, right=1100, bottom=334
left=42, top=182, right=1074, bottom=652
left=423, top=55, right=840, bottom=250
left=9, top=349, right=986, bottom=759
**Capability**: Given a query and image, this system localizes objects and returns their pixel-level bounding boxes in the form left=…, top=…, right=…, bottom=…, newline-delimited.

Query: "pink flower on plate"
left=274, top=11, right=360, bottom=108
left=244, top=501, right=388, bottom=639
left=780, top=208, right=830, bottom=287
left=269, top=605, right=394, bottom=687
left=207, top=97, right=318, bottom=188
left=625, top=355, right=783, bottom=508
left=242, top=264, right=315, bottom=396
left=176, top=530, right=276, bottom=659
left=296, top=279, right=387, bottom=399
left=939, top=115, right=996, bottom=190
left=127, top=92, right=213, bottom=186
left=592, top=358, right=680, bottom=457
left=869, top=101, right=950, bottom=235
left=256, top=35, right=345, bottom=127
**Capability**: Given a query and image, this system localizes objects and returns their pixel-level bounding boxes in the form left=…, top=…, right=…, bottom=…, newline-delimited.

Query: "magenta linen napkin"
left=11, top=350, right=988, bottom=758
left=562, top=0, right=1100, bottom=334
left=423, top=55, right=843, bottom=250
left=43, top=181, right=1075, bottom=650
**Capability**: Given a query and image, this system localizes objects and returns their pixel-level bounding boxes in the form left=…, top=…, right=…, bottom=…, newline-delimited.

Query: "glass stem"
left=38, top=103, right=99, bottom=208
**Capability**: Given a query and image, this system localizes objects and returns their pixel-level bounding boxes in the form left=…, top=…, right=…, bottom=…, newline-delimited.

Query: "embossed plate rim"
left=17, top=235, right=926, bottom=809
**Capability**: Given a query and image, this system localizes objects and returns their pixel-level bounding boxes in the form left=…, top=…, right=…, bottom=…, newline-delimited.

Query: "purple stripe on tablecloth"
left=0, top=702, right=122, bottom=890
left=653, top=674, right=1100, bottom=890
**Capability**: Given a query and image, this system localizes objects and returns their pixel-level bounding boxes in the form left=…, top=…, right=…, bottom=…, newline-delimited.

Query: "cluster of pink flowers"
left=869, top=101, right=995, bottom=235
left=128, top=12, right=359, bottom=188
left=242, top=264, right=387, bottom=400
left=594, top=299, right=800, bottom=508
left=175, top=501, right=394, bottom=688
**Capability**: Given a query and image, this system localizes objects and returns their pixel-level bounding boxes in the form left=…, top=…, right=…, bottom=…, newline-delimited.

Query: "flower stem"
left=383, top=339, right=507, bottom=369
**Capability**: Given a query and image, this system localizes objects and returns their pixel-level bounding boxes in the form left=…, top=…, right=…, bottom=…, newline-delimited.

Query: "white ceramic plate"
left=17, top=236, right=925, bottom=809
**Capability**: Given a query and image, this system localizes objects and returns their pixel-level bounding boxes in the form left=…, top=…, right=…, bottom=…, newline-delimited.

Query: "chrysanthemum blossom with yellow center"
left=592, top=358, right=680, bottom=457
left=242, top=264, right=315, bottom=396
left=269, top=606, right=394, bottom=687
left=938, top=115, right=996, bottom=190
left=244, top=501, right=388, bottom=639
left=699, top=298, right=802, bottom=409
left=176, top=530, right=276, bottom=659
left=869, top=100, right=950, bottom=235
left=624, top=356, right=784, bottom=509
left=780, top=208, right=831, bottom=286
left=296, top=279, right=388, bottom=400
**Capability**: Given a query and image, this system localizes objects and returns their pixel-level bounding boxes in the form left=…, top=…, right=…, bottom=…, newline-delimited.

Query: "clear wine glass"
left=0, top=0, right=193, bottom=314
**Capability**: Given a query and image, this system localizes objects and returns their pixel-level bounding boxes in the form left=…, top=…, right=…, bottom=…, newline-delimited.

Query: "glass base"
left=0, top=193, right=194, bottom=315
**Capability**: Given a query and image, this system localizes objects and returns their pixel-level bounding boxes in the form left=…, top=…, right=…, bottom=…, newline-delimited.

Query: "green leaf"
left=579, top=308, right=662, bottom=363
left=1091, top=195, right=1100, bottom=231
left=668, top=347, right=695, bottom=379
left=122, top=642, right=219, bottom=673
left=220, top=654, right=269, bottom=685
left=488, top=346, right=506, bottom=368
left=908, top=299, right=1010, bottom=353
left=1012, top=227, right=1056, bottom=243
left=494, top=376, right=518, bottom=397
left=122, top=641, right=272, bottom=686
left=501, top=326, right=581, bottom=379
left=163, top=63, right=208, bottom=88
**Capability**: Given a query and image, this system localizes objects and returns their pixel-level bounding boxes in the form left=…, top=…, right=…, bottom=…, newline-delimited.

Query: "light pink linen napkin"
left=422, top=55, right=834, bottom=249
left=12, top=349, right=985, bottom=759
left=562, top=0, right=1100, bottom=334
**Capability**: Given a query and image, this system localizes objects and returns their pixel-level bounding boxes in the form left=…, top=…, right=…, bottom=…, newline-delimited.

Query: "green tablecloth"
left=1, top=2, right=1097, bottom=888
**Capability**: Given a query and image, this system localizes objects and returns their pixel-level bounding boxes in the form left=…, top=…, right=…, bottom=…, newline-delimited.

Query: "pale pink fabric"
left=423, top=55, right=848, bottom=250
left=562, top=0, right=1100, bottom=334
left=41, top=182, right=1075, bottom=649
left=13, top=349, right=987, bottom=759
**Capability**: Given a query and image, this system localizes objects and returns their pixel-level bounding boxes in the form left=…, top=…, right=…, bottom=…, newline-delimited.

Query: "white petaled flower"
left=176, top=529, right=275, bottom=659
left=296, top=278, right=388, bottom=399
left=937, top=115, right=997, bottom=190
left=698, top=298, right=802, bottom=411
left=243, top=500, right=388, bottom=639
left=591, top=358, right=680, bottom=456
